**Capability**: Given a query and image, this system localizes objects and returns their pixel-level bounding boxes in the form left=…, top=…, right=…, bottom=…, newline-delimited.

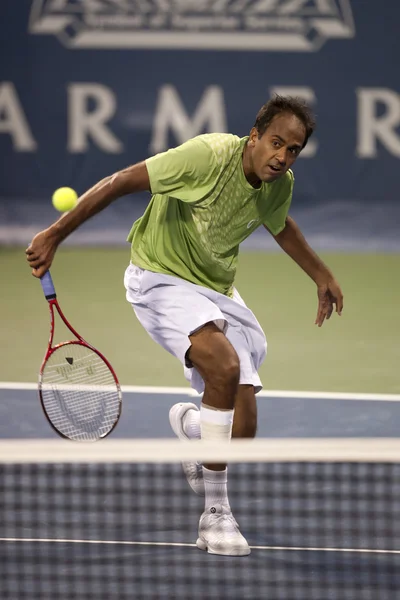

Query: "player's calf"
left=232, top=384, right=258, bottom=439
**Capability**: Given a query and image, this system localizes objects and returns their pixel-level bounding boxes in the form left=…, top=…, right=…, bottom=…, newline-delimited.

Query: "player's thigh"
left=188, top=322, right=240, bottom=386
left=218, top=317, right=263, bottom=392
left=125, top=267, right=227, bottom=366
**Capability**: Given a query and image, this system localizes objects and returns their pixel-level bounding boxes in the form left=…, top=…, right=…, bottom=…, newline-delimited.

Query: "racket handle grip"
left=40, top=271, right=56, bottom=300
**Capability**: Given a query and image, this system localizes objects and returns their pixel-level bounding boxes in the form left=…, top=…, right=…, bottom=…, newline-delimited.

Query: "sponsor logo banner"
left=29, top=0, right=355, bottom=51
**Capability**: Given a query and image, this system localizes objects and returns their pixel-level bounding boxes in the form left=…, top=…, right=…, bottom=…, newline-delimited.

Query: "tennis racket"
left=38, top=271, right=122, bottom=442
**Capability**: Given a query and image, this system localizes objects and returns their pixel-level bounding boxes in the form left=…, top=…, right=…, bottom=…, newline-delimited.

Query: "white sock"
left=203, top=466, right=230, bottom=510
left=182, top=409, right=201, bottom=439
left=200, top=404, right=233, bottom=511
left=200, top=404, right=233, bottom=440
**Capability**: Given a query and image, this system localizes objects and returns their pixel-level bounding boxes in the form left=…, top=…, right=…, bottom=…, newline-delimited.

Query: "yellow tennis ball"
left=52, top=187, right=78, bottom=212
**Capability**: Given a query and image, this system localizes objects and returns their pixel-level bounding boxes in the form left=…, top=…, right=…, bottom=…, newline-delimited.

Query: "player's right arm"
left=26, top=161, right=151, bottom=278
left=27, top=136, right=219, bottom=277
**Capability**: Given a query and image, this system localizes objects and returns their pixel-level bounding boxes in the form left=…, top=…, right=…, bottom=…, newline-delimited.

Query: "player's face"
left=247, top=113, right=306, bottom=184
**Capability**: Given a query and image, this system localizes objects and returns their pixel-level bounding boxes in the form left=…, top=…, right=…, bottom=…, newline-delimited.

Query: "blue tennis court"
left=1, top=384, right=400, bottom=439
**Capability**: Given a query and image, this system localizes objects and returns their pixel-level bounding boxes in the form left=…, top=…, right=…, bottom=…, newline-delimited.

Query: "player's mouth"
left=267, top=165, right=282, bottom=175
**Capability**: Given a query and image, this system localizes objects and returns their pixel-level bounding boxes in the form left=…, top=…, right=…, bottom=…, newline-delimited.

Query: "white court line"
left=0, top=537, right=399, bottom=555
left=1, top=382, right=400, bottom=402
left=0, top=537, right=195, bottom=548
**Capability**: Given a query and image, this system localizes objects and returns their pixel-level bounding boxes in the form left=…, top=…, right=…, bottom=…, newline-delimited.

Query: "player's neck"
left=242, top=145, right=262, bottom=189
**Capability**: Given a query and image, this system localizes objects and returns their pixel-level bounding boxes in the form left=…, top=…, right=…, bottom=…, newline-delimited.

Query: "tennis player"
left=26, top=95, right=343, bottom=557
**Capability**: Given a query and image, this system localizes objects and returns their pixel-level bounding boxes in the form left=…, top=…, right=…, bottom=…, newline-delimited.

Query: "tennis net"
left=1, top=438, right=400, bottom=600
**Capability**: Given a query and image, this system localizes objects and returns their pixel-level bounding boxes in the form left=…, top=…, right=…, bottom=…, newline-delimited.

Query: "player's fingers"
left=315, top=303, right=326, bottom=327
left=336, top=294, right=344, bottom=315
left=318, top=294, right=333, bottom=326
left=32, top=264, right=47, bottom=278
left=326, top=303, right=334, bottom=320
left=27, top=256, right=44, bottom=268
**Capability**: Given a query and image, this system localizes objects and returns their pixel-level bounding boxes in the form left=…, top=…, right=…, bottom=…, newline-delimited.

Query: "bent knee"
left=200, top=349, right=240, bottom=389
left=188, top=326, right=240, bottom=389
left=218, top=354, right=240, bottom=387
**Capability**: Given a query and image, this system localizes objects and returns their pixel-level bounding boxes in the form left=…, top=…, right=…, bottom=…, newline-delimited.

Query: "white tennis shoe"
left=196, top=504, right=251, bottom=556
left=169, top=402, right=204, bottom=496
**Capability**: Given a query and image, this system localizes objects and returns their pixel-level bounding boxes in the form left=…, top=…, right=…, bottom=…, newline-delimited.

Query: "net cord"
left=0, top=438, right=399, bottom=463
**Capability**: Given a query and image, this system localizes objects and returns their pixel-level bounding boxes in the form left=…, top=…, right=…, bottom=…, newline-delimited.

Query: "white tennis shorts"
left=124, top=263, right=267, bottom=394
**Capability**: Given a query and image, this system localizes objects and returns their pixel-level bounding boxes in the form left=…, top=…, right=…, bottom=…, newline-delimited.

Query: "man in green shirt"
left=128, top=130, right=294, bottom=296
left=26, top=95, right=343, bottom=557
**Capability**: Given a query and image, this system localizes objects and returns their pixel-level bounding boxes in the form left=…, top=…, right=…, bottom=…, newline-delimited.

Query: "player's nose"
left=275, top=148, right=288, bottom=165
left=275, top=153, right=286, bottom=166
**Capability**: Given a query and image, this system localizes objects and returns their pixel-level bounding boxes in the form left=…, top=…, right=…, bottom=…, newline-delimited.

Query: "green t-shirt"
left=127, top=133, right=294, bottom=296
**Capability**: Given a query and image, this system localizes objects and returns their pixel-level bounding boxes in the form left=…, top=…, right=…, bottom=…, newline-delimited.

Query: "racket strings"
left=40, top=344, right=120, bottom=441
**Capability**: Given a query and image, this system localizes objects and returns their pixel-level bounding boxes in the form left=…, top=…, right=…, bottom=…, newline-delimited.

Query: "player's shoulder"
left=283, top=169, right=295, bottom=183
left=194, top=132, right=241, bottom=146
left=277, top=169, right=295, bottom=188
left=263, top=169, right=294, bottom=199
left=192, top=133, right=242, bottom=157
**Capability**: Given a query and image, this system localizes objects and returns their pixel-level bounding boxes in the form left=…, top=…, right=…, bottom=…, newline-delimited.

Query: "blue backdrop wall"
left=1, top=1, right=399, bottom=250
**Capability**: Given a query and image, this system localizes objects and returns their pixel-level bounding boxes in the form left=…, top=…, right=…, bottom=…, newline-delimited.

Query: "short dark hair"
left=254, top=95, right=316, bottom=149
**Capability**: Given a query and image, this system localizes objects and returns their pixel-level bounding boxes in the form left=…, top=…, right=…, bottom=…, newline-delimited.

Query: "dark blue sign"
left=1, top=1, right=399, bottom=250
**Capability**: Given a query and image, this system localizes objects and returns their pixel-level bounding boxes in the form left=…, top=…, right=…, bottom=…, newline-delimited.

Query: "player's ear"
left=248, top=127, right=258, bottom=147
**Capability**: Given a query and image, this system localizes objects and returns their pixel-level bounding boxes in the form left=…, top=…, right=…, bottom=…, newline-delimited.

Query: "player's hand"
left=25, top=229, right=58, bottom=278
left=315, top=278, right=343, bottom=327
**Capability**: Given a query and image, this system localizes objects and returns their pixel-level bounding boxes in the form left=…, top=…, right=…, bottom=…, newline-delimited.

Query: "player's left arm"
left=265, top=216, right=343, bottom=327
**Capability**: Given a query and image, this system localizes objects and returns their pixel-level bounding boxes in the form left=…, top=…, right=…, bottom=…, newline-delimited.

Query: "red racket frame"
left=39, top=296, right=122, bottom=441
